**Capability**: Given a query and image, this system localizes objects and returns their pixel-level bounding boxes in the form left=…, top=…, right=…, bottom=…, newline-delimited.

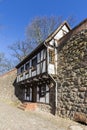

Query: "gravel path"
left=0, top=101, right=86, bottom=130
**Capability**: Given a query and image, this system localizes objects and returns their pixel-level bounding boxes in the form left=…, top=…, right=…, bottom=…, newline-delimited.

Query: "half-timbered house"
left=16, top=19, right=87, bottom=123
left=16, top=21, right=70, bottom=113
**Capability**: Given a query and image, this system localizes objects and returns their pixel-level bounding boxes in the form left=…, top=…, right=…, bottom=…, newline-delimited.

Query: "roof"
left=73, top=18, right=87, bottom=31
left=16, top=21, right=71, bottom=68
left=45, top=21, right=71, bottom=43
left=16, top=42, right=45, bottom=68
left=57, top=18, right=87, bottom=50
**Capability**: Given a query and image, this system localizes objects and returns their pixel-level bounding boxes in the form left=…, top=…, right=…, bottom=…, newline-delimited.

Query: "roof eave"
left=16, top=42, right=46, bottom=68
left=45, top=21, right=71, bottom=43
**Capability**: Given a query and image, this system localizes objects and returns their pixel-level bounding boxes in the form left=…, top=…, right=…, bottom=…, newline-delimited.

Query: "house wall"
left=0, top=67, right=55, bottom=113
left=17, top=48, right=47, bottom=83
left=56, top=29, right=87, bottom=119
left=16, top=81, right=55, bottom=114
left=0, top=69, right=19, bottom=103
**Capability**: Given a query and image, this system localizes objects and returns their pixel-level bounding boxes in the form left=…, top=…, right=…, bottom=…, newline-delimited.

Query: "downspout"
left=43, top=41, right=48, bottom=47
left=49, top=74, right=58, bottom=115
left=44, top=41, right=49, bottom=73
left=44, top=41, right=58, bottom=115
left=55, top=47, right=58, bottom=114
left=55, top=81, right=58, bottom=114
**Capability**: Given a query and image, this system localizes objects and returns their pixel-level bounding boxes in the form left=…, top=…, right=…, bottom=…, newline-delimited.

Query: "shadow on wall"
left=13, top=78, right=56, bottom=115
left=13, top=78, right=24, bottom=102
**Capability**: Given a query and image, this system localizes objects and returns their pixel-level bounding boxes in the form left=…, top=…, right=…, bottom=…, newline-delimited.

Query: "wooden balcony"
left=17, top=59, right=47, bottom=83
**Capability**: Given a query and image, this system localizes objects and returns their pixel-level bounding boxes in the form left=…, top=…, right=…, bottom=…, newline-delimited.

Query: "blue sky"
left=0, top=0, right=87, bottom=59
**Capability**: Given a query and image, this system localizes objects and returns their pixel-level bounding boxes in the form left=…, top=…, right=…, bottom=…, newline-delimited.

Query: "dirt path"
left=0, top=101, right=86, bottom=130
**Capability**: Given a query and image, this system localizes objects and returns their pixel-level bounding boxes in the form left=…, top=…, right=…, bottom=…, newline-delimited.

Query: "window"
left=32, top=57, right=37, bottom=69
left=40, top=86, right=46, bottom=97
left=49, top=50, right=55, bottom=64
left=38, top=85, right=49, bottom=104
left=37, top=53, right=41, bottom=63
left=21, top=66, right=24, bottom=73
left=25, top=62, right=30, bottom=71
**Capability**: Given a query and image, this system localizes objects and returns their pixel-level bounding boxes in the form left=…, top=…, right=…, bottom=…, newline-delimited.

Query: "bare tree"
left=26, top=15, right=76, bottom=45
left=0, top=53, right=14, bottom=75
left=9, top=15, right=76, bottom=63
left=67, top=15, right=76, bottom=27
left=8, top=40, right=33, bottom=62
left=26, top=16, right=63, bottom=44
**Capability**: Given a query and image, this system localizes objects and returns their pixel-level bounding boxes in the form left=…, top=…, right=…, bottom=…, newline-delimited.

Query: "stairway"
left=18, top=102, right=37, bottom=111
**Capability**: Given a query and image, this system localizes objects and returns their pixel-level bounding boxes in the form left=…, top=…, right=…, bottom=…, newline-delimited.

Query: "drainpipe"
left=43, top=41, right=48, bottom=47
left=49, top=74, right=58, bottom=115
left=44, top=41, right=49, bottom=74
left=44, top=41, right=58, bottom=114
left=55, top=81, right=58, bottom=112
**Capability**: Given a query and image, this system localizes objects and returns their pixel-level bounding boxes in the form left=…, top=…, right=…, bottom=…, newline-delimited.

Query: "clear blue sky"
left=0, top=0, right=87, bottom=58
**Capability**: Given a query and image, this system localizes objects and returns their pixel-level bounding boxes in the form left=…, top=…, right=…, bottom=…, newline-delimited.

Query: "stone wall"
left=0, top=69, right=19, bottom=103
left=56, top=29, right=87, bottom=121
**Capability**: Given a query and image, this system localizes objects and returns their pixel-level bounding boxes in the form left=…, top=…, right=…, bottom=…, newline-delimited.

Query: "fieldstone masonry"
left=56, top=29, right=87, bottom=123
left=0, top=69, right=19, bottom=103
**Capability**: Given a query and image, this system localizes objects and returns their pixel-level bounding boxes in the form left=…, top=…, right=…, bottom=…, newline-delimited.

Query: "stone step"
left=18, top=105, right=26, bottom=111
left=26, top=103, right=37, bottom=111
left=18, top=103, right=27, bottom=110
left=18, top=102, right=37, bottom=111
left=20, top=103, right=27, bottom=108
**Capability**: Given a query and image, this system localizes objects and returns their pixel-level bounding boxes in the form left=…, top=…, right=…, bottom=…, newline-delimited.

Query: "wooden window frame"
left=49, top=49, right=55, bottom=64
left=39, top=86, right=46, bottom=97
left=25, top=62, right=30, bottom=71
left=20, top=66, right=24, bottom=73
left=32, top=57, right=37, bottom=70
left=17, top=68, right=20, bottom=75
